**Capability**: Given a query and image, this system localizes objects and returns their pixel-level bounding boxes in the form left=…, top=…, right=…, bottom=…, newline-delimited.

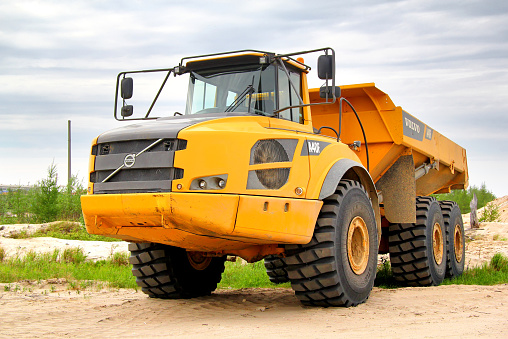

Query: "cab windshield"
left=185, top=63, right=302, bottom=123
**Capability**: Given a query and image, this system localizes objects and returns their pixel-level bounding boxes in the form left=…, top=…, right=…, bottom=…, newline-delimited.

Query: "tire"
left=264, top=255, right=289, bottom=284
left=439, top=201, right=465, bottom=278
left=284, top=179, right=378, bottom=307
left=389, top=196, right=446, bottom=286
left=129, top=243, right=226, bottom=299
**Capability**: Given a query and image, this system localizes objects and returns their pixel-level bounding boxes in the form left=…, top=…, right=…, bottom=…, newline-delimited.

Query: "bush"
left=433, top=183, right=496, bottom=214
left=32, top=164, right=60, bottom=223
left=109, top=252, right=130, bottom=266
left=0, top=187, right=36, bottom=224
left=0, top=164, right=86, bottom=224
left=490, top=253, right=508, bottom=271
left=58, top=175, right=86, bottom=223
left=479, top=203, right=501, bottom=223
left=374, top=258, right=398, bottom=288
left=61, top=247, right=87, bottom=264
left=0, top=246, right=5, bottom=262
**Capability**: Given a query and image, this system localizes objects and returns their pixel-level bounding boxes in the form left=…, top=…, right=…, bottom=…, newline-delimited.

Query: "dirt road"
left=1, top=212, right=508, bottom=338
left=1, top=284, right=507, bottom=338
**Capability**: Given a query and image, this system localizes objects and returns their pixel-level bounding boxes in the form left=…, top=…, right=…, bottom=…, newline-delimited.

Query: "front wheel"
left=129, top=243, right=226, bottom=299
left=284, top=179, right=378, bottom=307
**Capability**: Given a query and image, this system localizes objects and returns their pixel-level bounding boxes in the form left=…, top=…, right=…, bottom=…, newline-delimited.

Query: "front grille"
left=91, top=138, right=185, bottom=194
left=96, top=139, right=187, bottom=155
left=92, top=168, right=184, bottom=183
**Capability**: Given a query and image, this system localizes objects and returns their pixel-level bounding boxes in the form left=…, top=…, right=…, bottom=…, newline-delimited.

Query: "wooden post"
left=470, top=193, right=479, bottom=228
left=68, top=120, right=71, bottom=187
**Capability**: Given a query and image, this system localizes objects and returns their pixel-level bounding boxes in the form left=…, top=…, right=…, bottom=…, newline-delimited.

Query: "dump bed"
left=309, top=83, right=468, bottom=195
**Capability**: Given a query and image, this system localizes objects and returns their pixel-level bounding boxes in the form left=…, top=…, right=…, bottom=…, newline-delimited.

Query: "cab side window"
left=278, top=68, right=303, bottom=123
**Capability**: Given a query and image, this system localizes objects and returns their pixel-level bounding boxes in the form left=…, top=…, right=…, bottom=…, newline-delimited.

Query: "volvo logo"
left=124, top=154, right=136, bottom=167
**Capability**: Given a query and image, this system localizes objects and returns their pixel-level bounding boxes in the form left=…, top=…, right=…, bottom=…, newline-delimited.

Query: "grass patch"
left=493, top=234, right=508, bottom=241
left=61, top=247, right=88, bottom=264
left=218, top=260, right=290, bottom=289
left=0, top=246, right=5, bottom=262
left=0, top=248, right=136, bottom=289
left=109, top=252, right=130, bottom=266
left=374, top=258, right=399, bottom=288
left=443, top=253, right=508, bottom=286
left=2, top=249, right=507, bottom=292
left=7, top=221, right=121, bottom=242
left=375, top=254, right=508, bottom=288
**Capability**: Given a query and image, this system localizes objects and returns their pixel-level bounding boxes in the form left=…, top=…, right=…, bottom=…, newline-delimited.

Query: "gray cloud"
left=1, top=0, right=507, bottom=196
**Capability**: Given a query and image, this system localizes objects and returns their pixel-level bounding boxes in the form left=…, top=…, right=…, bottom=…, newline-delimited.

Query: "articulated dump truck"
left=81, top=48, right=468, bottom=307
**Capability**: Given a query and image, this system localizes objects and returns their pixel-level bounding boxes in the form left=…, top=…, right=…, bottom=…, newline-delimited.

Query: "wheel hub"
left=454, top=224, right=463, bottom=262
left=432, top=222, right=444, bottom=265
left=347, top=216, right=370, bottom=275
left=187, top=251, right=212, bottom=270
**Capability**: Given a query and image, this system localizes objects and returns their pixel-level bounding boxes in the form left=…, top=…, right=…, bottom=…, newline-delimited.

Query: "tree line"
left=0, top=164, right=85, bottom=224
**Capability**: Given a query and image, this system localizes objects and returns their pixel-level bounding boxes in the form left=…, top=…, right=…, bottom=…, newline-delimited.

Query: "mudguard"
left=318, top=158, right=381, bottom=241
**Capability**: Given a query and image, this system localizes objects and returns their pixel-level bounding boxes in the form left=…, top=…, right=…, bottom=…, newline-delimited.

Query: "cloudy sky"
left=1, top=0, right=507, bottom=197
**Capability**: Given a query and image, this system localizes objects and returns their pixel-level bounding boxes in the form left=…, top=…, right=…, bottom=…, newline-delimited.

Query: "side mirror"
left=320, top=86, right=341, bottom=99
left=317, top=55, right=334, bottom=80
left=121, top=105, right=133, bottom=117
left=121, top=77, right=133, bottom=99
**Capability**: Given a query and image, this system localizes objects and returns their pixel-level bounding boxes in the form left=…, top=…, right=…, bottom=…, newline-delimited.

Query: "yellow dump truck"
left=81, top=48, right=468, bottom=307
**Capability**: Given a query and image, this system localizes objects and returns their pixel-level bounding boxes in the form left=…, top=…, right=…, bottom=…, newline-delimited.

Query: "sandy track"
left=1, top=220, right=508, bottom=338
left=1, top=285, right=507, bottom=338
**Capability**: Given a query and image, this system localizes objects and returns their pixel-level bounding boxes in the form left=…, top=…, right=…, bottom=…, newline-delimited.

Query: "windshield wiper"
left=225, top=84, right=255, bottom=113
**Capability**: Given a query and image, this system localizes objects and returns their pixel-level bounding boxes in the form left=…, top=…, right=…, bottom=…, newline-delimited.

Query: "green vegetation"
left=374, top=257, right=399, bottom=288
left=442, top=253, right=508, bottom=286
left=479, top=202, right=501, bottom=223
left=218, top=260, right=290, bottom=289
left=375, top=254, right=508, bottom=288
left=0, top=246, right=4, bottom=262
left=0, top=163, right=86, bottom=224
left=0, top=248, right=136, bottom=289
left=7, top=221, right=121, bottom=242
left=1, top=250, right=507, bottom=291
left=493, top=234, right=508, bottom=241
left=433, top=183, right=496, bottom=214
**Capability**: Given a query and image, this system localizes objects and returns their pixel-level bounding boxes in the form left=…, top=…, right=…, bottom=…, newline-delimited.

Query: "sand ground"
left=1, top=218, right=508, bottom=338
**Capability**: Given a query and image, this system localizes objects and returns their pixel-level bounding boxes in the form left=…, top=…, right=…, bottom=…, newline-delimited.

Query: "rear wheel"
left=264, top=255, right=289, bottom=284
left=389, top=196, right=446, bottom=286
left=439, top=201, right=465, bottom=278
left=129, top=243, right=226, bottom=298
left=284, top=179, right=378, bottom=307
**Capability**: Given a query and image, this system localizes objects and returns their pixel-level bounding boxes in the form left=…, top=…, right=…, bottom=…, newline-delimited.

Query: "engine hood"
left=97, top=112, right=250, bottom=143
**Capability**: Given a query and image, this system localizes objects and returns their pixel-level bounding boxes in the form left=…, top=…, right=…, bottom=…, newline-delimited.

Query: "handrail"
left=339, top=97, right=370, bottom=172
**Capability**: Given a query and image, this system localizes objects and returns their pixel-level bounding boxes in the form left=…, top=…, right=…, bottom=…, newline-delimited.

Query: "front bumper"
left=81, top=192, right=322, bottom=252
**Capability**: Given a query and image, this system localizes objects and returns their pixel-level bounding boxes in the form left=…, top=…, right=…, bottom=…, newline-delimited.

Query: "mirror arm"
left=114, top=72, right=123, bottom=121
left=144, top=69, right=174, bottom=118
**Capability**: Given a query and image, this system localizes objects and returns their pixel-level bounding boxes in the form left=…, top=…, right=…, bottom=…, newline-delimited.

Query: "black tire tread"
left=284, top=179, right=377, bottom=307
left=264, top=255, right=290, bottom=284
left=389, top=196, right=444, bottom=286
left=129, top=242, right=225, bottom=299
left=439, top=200, right=465, bottom=278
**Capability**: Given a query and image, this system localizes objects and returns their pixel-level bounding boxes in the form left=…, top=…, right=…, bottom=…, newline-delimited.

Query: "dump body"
left=309, top=83, right=468, bottom=196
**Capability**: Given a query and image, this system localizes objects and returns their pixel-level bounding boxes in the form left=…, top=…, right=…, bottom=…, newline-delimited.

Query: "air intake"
left=253, top=139, right=289, bottom=164
left=247, top=139, right=298, bottom=190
